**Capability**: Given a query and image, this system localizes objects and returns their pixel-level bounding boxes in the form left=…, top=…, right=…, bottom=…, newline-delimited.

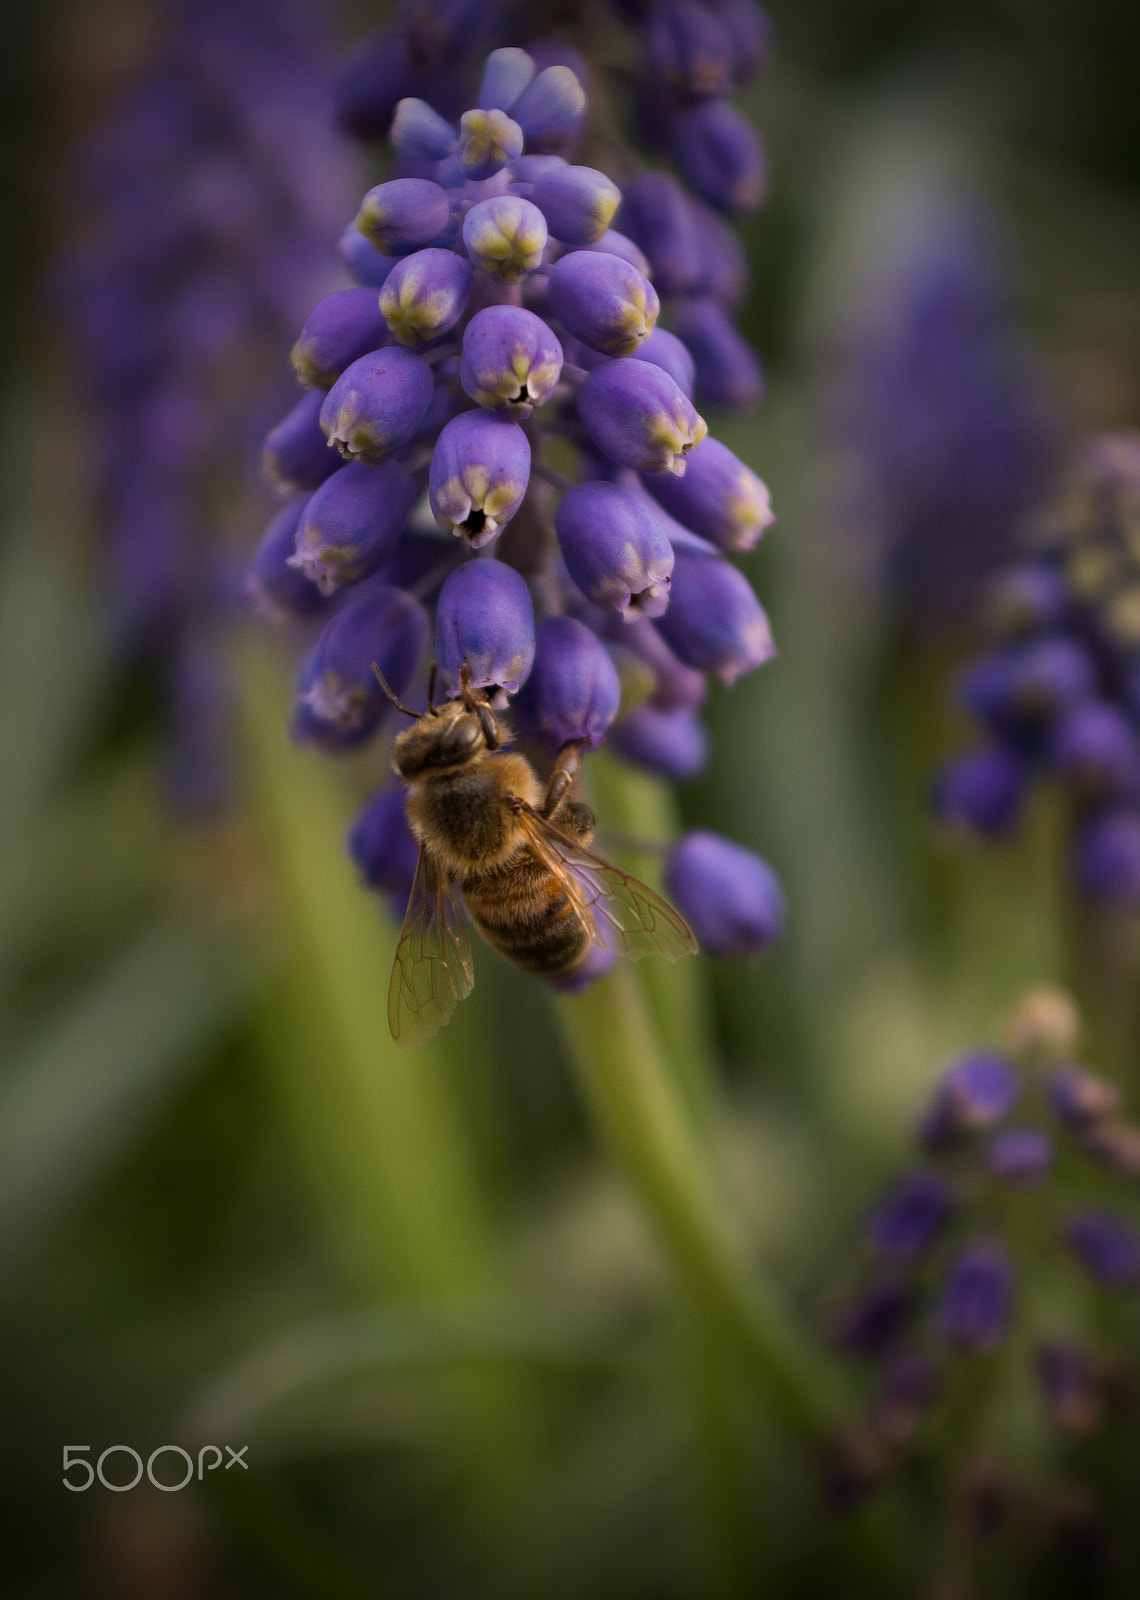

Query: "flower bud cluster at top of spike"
left=248, top=36, right=784, bottom=981
left=932, top=433, right=1140, bottom=909
left=825, top=986, right=1140, bottom=1512
left=60, top=0, right=353, bottom=815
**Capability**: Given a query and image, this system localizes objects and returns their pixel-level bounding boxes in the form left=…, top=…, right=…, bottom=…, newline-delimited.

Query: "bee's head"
left=392, top=693, right=503, bottom=778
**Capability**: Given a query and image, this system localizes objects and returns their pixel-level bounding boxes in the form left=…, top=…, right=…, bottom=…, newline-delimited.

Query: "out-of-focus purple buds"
left=355, top=178, right=451, bottom=256
left=671, top=99, right=767, bottom=214
left=690, top=198, right=748, bottom=307
left=547, top=250, right=659, bottom=357
left=931, top=745, right=1027, bottom=838
left=665, top=830, right=784, bottom=955
left=708, top=0, right=772, bottom=83
left=550, top=942, right=617, bottom=994
left=462, top=194, right=548, bottom=283
left=1048, top=1064, right=1120, bottom=1127
left=1013, top=637, right=1097, bottom=720
left=985, top=562, right=1068, bottom=638
left=339, top=224, right=398, bottom=288
left=320, top=347, right=434, bottom=463
left=1048, top=703, right=1140, bottom=798
left=987, top=1128, right=1053, bottom=1184
left=1075, top=807, right=1140, bottom=905
left=390, top=98, right=459, bottom=161
left=460, top=304, right=563, bottom=417
left=643, top=435, right=772, bottom=550
left=920, top=1051, right=1020, bottom=1146
left=556, top=480, right=674, bottom=620
left=936, top=1242, right=1015, bottom=1353
left=297, top=583, right=428, bottom=735
left=1067, top=1210, right=1140, bottom=1289
left=244, top=498, right=325, bottom=623
left=647, top=0, right=735, bottom=101
left=510, top=65, right=586, bottom=140
left=657, top=550, right=773, bottom=682
left=291, top=461, right=416, bottom=595
left=291, top=289, right=390, bottom=389
left=1078, top=1119, right=1140, bottom=1178
left=618, top=173, right=702, bottom=296
left=349, top=785, right=420, bottom=912
left=610, top=704, right=709, bottom=780
left=632, top=327, right=696, bottom=396
left=868, top=1171, right=955, bottom=1260
left=673, top=295, right=764, bottom=409
left=1036, top=1342, right=1110, bottom=1437
left=509, top=153, right=567, bottom=183
left=578, top=358, right=706, bottom=475
left=263, top=390, right=343, bottom=493
left=434, top=558, right=535, bottom=705
left=577, top=229, right=652, bottom=278
left=832, top=1277, right=915, bottom=1356
left=479, top=46, right=535, bottom=111
left=428, top=411, right=531, bottom=546
left=533, top=165, right=621, bottom=246
left=512, top=615, right=621, bottom=751
left=618, top=615, right=707, bottom=710
left=379, top=247, right=473, bottom=348
left=458, top=107, right=525, bottom=179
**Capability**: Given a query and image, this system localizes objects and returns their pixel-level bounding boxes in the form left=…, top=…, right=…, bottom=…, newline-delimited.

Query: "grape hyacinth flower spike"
left=250, top=32, right=784, bottom=1012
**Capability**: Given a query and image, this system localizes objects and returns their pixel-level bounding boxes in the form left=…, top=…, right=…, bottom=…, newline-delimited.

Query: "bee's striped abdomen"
left=463, top=848, right=592, bottom=976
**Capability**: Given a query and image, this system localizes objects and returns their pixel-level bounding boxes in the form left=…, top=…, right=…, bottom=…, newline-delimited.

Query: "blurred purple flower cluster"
left=61, top=0, right=353, bottom=810
left=828, top=988, right=1140, bottom=1508
left=934, top=433, right=1140, bottom=906
left=249, top=11, right=785, bottom=967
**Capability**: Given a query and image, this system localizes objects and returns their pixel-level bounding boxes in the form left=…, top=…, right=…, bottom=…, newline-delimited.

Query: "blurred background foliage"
left=2, top=0, right=1140, bottom=1595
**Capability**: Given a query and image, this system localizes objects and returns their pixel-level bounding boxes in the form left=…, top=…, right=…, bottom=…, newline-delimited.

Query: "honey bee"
left=374, top=663, right=697, bottom=1048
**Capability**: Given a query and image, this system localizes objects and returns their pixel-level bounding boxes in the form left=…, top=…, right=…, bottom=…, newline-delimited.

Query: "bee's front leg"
left=541, top=739, right=588, bottom=819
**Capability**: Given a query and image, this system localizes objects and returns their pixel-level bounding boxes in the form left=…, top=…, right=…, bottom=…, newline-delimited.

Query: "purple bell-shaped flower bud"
left=533, top=165, right=621, bottom=246
left=930, top=745, right=1027, bottom=838
left=428, top=411, right=531, bottom=547
left=379, top=247, right=473, bottom=348
left=610, top=704, right=709, bottom=781
left=647, top=0, right=736, bottom=102
left=291, top=288, right=391, bottom=390
left=478, top=47, right=535, bottom=111
left=657, top=550, right=773, bottom=682
left=1075, top=807, right=1140, bottom=905
left=642, top=435, right=772, bottom=551
left=457, top=107, right=525, bottom=179
left=348, top=785, right=421, bottom=915
left=296, top=582, right=428, bottom=735
left=617, top=172, right=703, bottom=296
left=665, top=830, right=784, bottom=955
left=919, top=1051, right=1020, bottom=1147
left=1067, top=1210, right=1140, bottom=1289
left=290, top=460, right=417, bottom=595
left=462, top=194, right=548, bottom=283
left=1048, top=702, right=1140, bottom=799
left=709, top=0, right=773, bottom=84
left=338, top=224, right=398, bottom=288
left=578, top=359, right=706, bottom=476
left=673, top=296, right=764, bottom=409
left=434, top=559, right=536, bottom=706
left=985, top=562, right=1068, bottom=638
left=986, top=1127, right=1053, bottom=1184
left=671, top=98, right=768, bottom=214
left=263, top=389, right=343, bottom=493
left=555, top=480, right=674, bottom=620
left=244, top=497, right=326, bottom=623
left=546, top=250, right=660, bottom=357
left=390, top=98, right=459, bottom=161
left=510, top=64, right=586, bottom=140
left=460, top=305, right=564, bottom=418
left=936, top=1241, right=1016, bottom=1353
left=320, top=347, right=434, bottom=464
left=512, top=615, right=621, bottom=751
left=867, top=1171, right=955, bottom=1260
left=355, top=178, right=452, bottom=256
left=616, top=615, right=707, bottom=711
left=630, top=327, right=696, bottom=398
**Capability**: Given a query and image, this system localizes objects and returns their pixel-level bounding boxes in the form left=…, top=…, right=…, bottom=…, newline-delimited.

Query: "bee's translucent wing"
left=387, top=846, right=474, bottom=1049
left=516, top=805, right=697, bottom=963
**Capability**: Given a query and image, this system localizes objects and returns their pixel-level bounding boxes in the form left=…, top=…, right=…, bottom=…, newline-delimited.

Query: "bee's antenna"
left=370, top=663, right=420, bottom=719
left=427, top=661, right=438, bottom=714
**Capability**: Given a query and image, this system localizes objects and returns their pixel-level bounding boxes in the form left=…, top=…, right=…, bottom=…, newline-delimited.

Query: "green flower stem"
left=239, top=634, right=529, bottom=1499
left=586, top=751, right=720, bottom=1133
left=554, top=960, right=846, bottom=1433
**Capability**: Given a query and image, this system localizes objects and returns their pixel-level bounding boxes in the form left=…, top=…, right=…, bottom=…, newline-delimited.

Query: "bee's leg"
left=541, top=739, right=588, bottom=819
